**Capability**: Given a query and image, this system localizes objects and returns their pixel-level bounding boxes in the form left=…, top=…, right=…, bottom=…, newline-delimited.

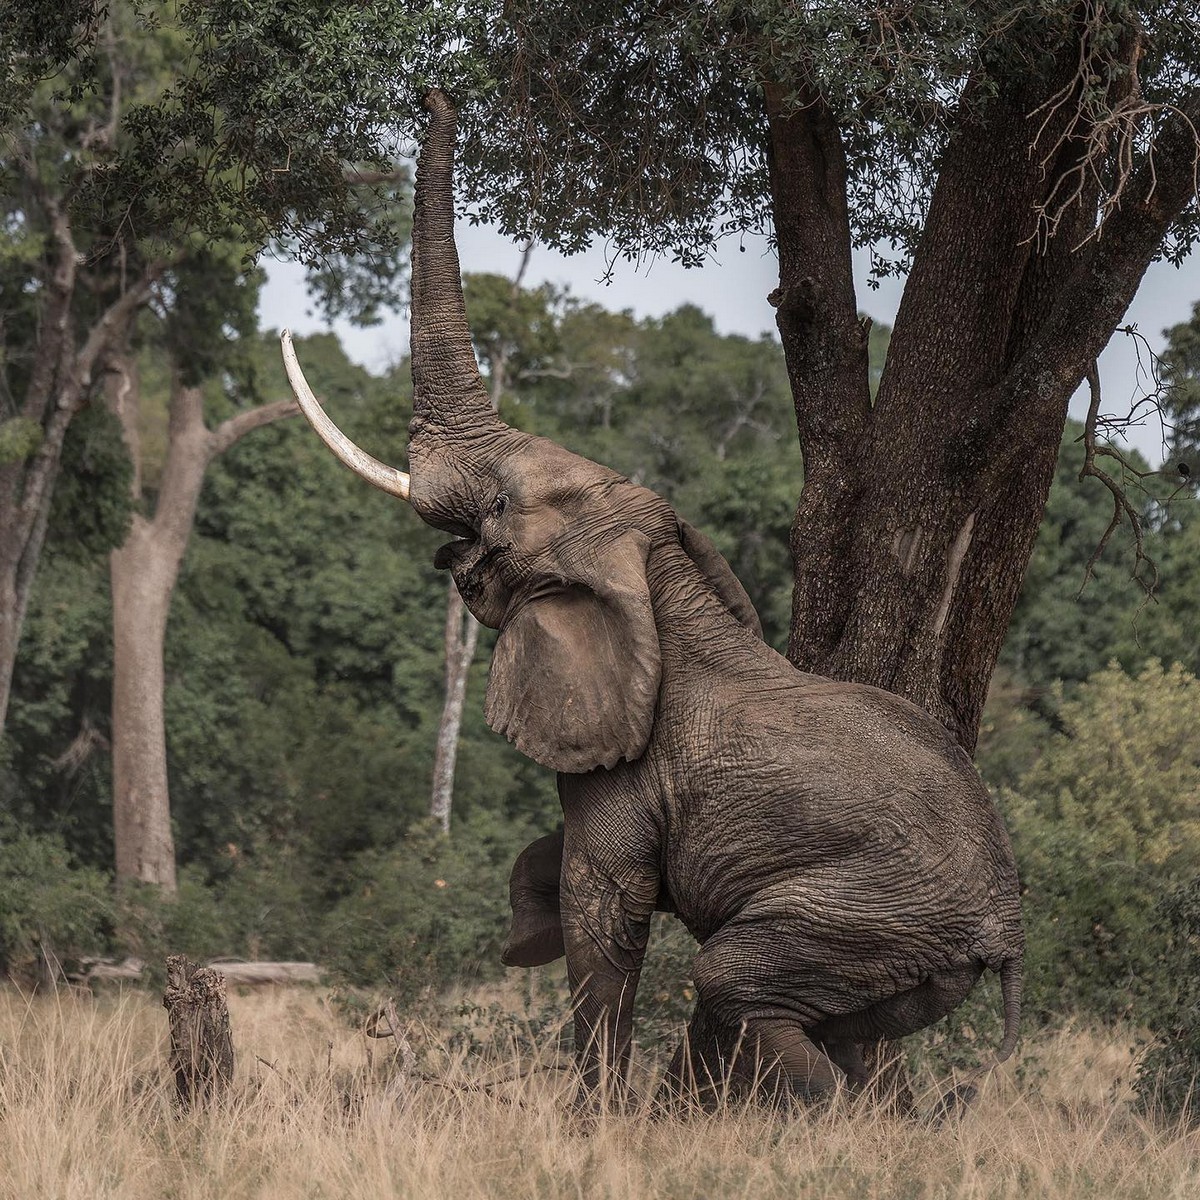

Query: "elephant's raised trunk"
left=280, top=88, right=504, bottom=535
left=409, top=89, right=494, bottom=430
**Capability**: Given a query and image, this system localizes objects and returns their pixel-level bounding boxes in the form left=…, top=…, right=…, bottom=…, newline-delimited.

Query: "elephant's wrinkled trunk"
left=280, top=89, right=508, bottom=535
left=410, top=89, right=494, bottom=432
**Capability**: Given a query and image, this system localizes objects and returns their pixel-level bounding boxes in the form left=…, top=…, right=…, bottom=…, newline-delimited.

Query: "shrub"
left=1000, top=660, right=1200, bottom=1022
left=1134, top=879, right=1200, bottom=1125
left=0, top=818, right=112, bottom=981
left=320, top=813, right=536, bottom=1001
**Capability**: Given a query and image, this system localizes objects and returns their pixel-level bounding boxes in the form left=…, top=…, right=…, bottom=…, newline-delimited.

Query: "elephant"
left=279, top=88, right=1024, bottom=1108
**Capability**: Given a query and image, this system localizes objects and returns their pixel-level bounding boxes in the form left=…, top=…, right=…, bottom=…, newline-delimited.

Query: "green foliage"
left=0, top=417, right=42, bottom=464
left=0, top=0, right=101, bottom=122
left=46, top=403, right=135, bottom=560
left=116, top=852, right=320, bottom=978
left=636, top=915, right=700, bottom=1054
left=1134, top=879, right=1200, bottom=1124
left=1002, top=423, right=1154, bottom=688
left=1001, top=661, right=1200, bottom=1022
left=320, top=814, right=537, bottom=1003
left=465, top=2, right=1200, bottom=270
left=1162, top=300, right=1200, bottom=471
left=1, top=553, right=114, bottom=858
left=0, top=816, right=111, bottom=980
left=173, top=1, right=1200, bottom=273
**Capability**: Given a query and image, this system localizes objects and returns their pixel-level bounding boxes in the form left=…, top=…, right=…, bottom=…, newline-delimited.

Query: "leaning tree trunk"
left=765, top=68, right=1200, bottom=754
left=108, top=356, right=295, bottom=890
left=0, top=243, right=162, bottom=733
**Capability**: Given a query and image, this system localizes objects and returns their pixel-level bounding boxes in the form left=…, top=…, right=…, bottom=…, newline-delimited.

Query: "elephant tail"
left=931, top=956, right=1023, bottom=1123
left=993, top=956, right=1023, bottom=1065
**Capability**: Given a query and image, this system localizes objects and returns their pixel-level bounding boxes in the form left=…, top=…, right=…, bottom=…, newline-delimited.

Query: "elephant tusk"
left=280, top=329, right=411, bottom=502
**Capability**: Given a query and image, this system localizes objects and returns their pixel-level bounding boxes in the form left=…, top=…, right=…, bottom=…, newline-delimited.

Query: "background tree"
left=1162, top=300, right=1200, bottom=472
left=0, top=0, right=408, bottom=731
left=106, top=258, right=297, bottom=892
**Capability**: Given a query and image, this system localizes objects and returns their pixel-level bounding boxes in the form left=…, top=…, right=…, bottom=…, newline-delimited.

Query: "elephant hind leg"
left=661, top=1002, right=843, bottom=1109
left=816, top=1039, right=871, bottom=1092
left=810, top=963, right=984, bottom=1044
left=739, top=1018, right=843, bottom=1103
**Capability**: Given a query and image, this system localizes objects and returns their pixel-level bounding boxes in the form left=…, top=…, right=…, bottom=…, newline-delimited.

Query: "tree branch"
left=763, top=83, right=869, bottom=457
left=21, top=206, right=78, bottom=426
left=207, top=399, right=299, bottom=460
left=72, top=260, right=171, bottom=403
left=1076, top=362, right=1156, bottom=597
left=342, top=165, right=407, bottom=186
left=1009, top=87, right=1200, bottom=431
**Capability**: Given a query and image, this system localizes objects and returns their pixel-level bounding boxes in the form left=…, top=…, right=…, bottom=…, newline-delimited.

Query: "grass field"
left=0, top=983, right=1195, bottom=1200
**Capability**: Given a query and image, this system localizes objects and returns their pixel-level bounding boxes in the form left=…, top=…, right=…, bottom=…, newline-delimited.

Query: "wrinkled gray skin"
left=291, top=91, right=1025, bottom=1107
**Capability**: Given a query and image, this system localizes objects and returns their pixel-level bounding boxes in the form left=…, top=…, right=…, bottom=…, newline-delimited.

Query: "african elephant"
left=280, top=89, right=1024, bottom=1107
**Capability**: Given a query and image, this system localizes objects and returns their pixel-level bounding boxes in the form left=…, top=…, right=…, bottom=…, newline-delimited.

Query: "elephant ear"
left=485, top=531, right=661, bottom=774
left=678, top=520, right=763, bottom=639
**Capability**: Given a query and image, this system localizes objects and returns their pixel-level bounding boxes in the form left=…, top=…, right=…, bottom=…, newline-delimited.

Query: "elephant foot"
left=665, top=1015, right=846, bottom=1110
left=736, top=1018, right=844, bottom=1104
left=856, top=1040, right=917, bottom=1119
left=927, top=1080, right=979, bottom=1126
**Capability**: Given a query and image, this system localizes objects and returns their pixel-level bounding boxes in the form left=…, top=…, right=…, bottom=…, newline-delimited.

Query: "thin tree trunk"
left=108, top=357, right=295, bottom=890
left=429, top=584, right=481, bottom=834
left=427, top=239, right=534, bottom=833
left=111, top=515, right=183, bottom=889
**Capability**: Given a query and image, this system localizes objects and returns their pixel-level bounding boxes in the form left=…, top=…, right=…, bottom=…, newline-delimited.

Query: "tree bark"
left=163, top=954, right=235, bottom=1109
left=108, top=357, right=295, bottom=890
left=0, top=254, right=164, bottom=731
left=774, top=62, right=1200, bottom=753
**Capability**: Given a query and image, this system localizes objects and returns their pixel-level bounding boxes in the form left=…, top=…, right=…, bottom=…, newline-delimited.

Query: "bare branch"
left=342, top=165, right=407, bottom=186
left=207, top=399, right=299, bottom=460
left=50, top=717, right=110, bottom=775
left=73, top=260, right=171, bottom=401
left=1077, top=362, right=1157, bottom=600
left=1002, top=87, right=1200, bottom=444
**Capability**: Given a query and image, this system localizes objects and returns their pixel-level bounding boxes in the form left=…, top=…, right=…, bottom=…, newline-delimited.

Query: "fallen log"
left=74, top=958, right=320, bottom=986
left=163, top=954, right=235, bottom=1109
left=208, top=961, right=322, bottom=986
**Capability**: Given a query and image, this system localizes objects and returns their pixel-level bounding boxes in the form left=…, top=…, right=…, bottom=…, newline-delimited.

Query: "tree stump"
left=163, top=954, right=235, bottom=1108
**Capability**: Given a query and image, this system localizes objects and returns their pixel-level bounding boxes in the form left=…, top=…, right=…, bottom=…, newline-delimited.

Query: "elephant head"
left=281, top=89, right=760, bottom=776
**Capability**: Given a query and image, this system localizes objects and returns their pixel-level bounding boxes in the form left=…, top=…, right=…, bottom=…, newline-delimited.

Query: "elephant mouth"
left=454, top=541, right=511, bottom=599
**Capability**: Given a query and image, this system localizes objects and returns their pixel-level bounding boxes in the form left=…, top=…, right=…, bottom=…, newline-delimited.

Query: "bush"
left=320, top=813, right=537, bottom=1002
left=636, top=914, right=698, bottom=1055
left=1135, top=879, right=1200, bottom=1125
left=0, top=818, right=112, bottom=981
left=1000, top=660, right=1200, bottom=1022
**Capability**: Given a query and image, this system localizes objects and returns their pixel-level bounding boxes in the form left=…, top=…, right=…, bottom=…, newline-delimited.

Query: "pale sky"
left=260, top=222, right=1198, bottom=466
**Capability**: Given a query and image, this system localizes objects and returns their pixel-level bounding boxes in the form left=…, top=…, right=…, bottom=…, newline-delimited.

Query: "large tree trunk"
left=108, top=357, right=295, bottom=889
left=768, top=64, right=1200, bottom=753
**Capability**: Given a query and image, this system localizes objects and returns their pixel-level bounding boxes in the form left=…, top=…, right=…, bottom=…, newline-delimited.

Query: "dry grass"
left=0, top=984, right=1196, bottom=1200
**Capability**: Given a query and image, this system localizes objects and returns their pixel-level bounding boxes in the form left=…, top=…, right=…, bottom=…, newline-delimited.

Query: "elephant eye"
left=492, top=492, right=508, bottom=517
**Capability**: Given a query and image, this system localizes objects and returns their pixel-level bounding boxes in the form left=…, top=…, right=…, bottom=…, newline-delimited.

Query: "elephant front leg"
left=560, top=867, right=656, bottom=1107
